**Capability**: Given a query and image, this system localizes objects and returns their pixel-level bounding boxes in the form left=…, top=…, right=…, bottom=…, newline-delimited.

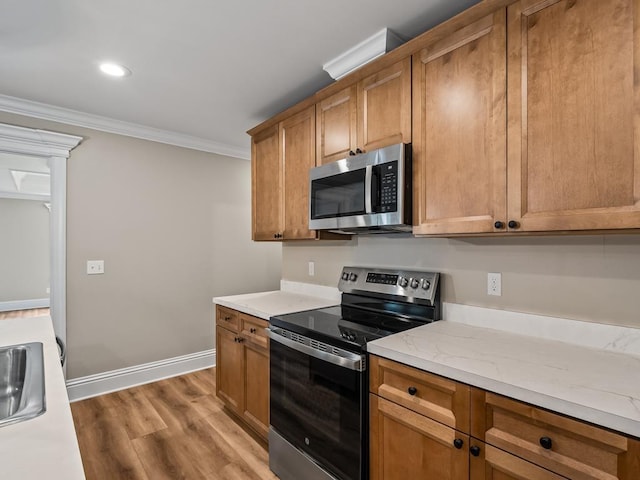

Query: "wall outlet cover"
left=87, top=260, right=105, bottom=275
left=488, top=272, right=502, bottom=296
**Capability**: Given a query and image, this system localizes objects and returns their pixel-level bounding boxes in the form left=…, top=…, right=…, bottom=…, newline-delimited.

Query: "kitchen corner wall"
left=283, top=234, right=640, bottom=329
left=0, top=112, right=282, bottom=379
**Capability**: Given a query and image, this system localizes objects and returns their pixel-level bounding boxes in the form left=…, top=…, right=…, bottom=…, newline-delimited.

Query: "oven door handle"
left=267, top=328, right=365, bottom=372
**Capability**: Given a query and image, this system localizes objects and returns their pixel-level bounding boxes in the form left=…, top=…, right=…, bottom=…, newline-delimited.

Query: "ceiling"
left=0, top=0, right=480, bottom=159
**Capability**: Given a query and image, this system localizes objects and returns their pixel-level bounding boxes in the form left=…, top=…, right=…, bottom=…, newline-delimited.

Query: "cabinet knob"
left=453, top=438, right=464, bottom=449
left=273, top=233, right=278, bottom=239
left=356, top=148, right=363, bottom=154
left=508, top=220, right=519, bottom=229
left=250, top=327, right=256, bottom=334
left=349, top=150, right=356, bottom=156
left=494, top=221, right=504, bottom=229
left=539, top=436, right=553, bottom=450
left=224, top=316, right=231, bottom=321
left=407, top=386, right=417, bottom=396
left=469, top=445, right=481, bottom=457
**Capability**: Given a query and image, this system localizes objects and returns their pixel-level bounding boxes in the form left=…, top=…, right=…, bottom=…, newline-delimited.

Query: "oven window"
left=311, top=169, right=366, bottom=219
left=270, top=339, right=363, bottom=480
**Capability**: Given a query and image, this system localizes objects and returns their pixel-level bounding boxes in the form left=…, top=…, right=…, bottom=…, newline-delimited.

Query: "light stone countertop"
left=213, top=289, right=338, bottom=320
left=0, top=316, right=85, bottom=479
left=367, top=319, right=640, bottom=438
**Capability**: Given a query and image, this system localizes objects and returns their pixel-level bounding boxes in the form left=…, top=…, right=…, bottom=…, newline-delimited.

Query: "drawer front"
left=240, top=314, right=268, bottom=350
left=473, top=390, right=640, bottom=480
left=369, top=355, right=470, bottom=432
left=216, top=305, right=240, bottom=333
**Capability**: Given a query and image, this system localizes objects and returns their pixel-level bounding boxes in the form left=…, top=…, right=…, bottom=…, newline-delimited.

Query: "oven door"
left=268, top=328, right=365, bottom=480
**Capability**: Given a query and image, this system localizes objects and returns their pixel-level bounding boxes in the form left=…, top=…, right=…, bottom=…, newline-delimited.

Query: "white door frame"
left=0, top=123, right=81, bottom=370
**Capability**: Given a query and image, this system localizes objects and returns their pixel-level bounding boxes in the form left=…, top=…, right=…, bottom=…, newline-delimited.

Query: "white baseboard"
left=66, top=349, right=216, bottom=402
left=0, top=298, right=50, bottom=312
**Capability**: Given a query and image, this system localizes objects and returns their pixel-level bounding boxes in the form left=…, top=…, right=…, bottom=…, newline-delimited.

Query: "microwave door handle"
left=364, top=165, right=373, bottom=214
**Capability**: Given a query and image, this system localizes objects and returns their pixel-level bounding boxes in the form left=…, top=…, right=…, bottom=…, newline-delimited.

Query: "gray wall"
left=283, top=234, right=640, bottom=328
left=0, top=198, right=50, bottom=303
left=0, top=112, right=282, bottom=379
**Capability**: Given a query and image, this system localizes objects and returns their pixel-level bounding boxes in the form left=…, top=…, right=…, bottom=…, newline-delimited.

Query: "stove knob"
left=410, top=278, right=419, bottom=289
left=398, top=277, right=409, bottom=288
left=421, top=279, right=431, bottom=290
left=349, top=272, right=358, bottom=282
left=342, top=272, right=349, bottom=281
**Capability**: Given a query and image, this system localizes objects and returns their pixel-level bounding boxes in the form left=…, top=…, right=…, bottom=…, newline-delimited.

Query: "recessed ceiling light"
left=99, top=62, right=132, bottom=77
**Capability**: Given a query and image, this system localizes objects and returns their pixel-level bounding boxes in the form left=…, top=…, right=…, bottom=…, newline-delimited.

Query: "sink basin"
left=0, top=342, right=45, bottom=427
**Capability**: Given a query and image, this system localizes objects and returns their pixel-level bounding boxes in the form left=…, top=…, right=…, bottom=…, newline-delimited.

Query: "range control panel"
left=338, top=266, right=440, bottom=305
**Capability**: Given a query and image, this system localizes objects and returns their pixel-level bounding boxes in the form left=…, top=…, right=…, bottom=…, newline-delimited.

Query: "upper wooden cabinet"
left=282, top=107, right=317, bottom=240
left=251, top=125, right=281, bottom=241
left=252, top=0, right=640, bottom=237
left=506, top=0, right=640, bottom=232
left=316, top=58, right=411, bottom=165
left=251, top=106, right=317, bottom=241
left=413, top=10, right=507, bottom=235
left=316, top=85, right=357, bottom=164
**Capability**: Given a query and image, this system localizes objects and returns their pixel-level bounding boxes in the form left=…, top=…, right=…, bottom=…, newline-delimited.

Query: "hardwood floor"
left=71, top=368, right=278, bottom=480
left=0, top=307, right=50, bottom=320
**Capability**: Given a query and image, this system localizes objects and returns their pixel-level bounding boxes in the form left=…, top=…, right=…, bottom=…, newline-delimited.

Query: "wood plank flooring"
left=0, top=307, right=50, bottom=320
left=71, top=368, right=278, bottom=480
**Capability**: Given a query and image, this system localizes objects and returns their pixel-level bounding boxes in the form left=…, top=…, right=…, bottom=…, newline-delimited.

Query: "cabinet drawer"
left=472, top=390, right=640, bottom=480
left=240, top=314, right=268, bottom=350
left=216, top=305, right=240, bottom=333
left=369, top=355, right=470, bottom=432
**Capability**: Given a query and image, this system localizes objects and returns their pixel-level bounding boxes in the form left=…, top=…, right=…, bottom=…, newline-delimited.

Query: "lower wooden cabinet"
left=369, top=355, right=640, bottom=480
left=370, top=394, right=469, bottom=480
left=470, top=442, right=567, bottom=480
left=215, top=305, right=269, bottom=440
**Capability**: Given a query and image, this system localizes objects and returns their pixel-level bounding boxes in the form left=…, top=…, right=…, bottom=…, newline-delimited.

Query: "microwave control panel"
left=379, top=161, right=398, bottom=212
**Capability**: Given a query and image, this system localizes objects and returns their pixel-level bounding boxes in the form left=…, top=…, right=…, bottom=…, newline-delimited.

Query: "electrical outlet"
left=308, top=261, right=315, bottom=276
left=87, top=260, right=105, bottom=275
left=487, top=272, right=502, bottom=296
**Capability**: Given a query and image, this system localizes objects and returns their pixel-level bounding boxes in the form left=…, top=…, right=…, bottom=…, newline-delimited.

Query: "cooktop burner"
left=270, top=266, right=441, bottom=352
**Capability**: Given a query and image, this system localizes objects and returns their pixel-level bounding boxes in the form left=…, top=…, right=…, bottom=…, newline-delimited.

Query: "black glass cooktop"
left=270, top=297, right=436, bottom=352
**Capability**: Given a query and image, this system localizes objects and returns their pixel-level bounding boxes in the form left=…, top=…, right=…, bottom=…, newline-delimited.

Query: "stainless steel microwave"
left=309, top=143, right=412, bottom=234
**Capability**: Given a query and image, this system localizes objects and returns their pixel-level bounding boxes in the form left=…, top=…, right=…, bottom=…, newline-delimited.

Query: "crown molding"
left=0, top=94, right=250, bottom=160
left=0, top=122, right=82, bottom=158
left=323, top=28, right=405, bottom=80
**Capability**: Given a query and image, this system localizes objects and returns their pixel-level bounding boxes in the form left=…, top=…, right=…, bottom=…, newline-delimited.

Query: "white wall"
left=0, top=198, right=49, bottom=304
left=0, top=111, right=282, bottom=379
left=283, top=234, right=640, bottom=329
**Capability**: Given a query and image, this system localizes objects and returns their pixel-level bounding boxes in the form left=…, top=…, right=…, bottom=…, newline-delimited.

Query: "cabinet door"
left=370, top=394, right=469, bottom=480
left=243, top=341, right=269, bottom=439
left=357, top=58, right=411, bottom=153
left=507, top=0, right=640, bottom=232
left=252, top=125, right=282, bottom=240
left=470, top=443, right=568, bottom=480
left=282, top=106, right=317, bottom=239
left=370, top=354, right=470, bottom=432
left=316, top=86, right=357, bottom=164
left=215, top=326, right=244, bottom=413
left=413, top=11, right=507, bottom=235
left=473, top=390, right=640, bottom=480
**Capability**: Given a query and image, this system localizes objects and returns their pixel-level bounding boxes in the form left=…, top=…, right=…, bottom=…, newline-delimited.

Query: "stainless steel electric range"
left=268, top=266, right=441, bottom=480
